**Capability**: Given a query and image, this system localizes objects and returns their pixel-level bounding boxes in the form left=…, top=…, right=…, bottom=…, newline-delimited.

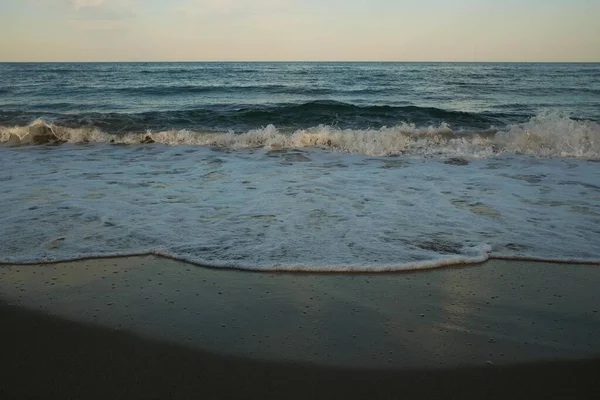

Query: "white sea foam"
left=495, top=111, right=600, bottom=159
left=2, top=112, right=599, bottom=159
left=0, top=142, right=599, bottom=271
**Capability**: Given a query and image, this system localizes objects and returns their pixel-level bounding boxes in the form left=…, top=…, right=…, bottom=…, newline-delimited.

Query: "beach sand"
left=1, top=256, right=599, bottom=399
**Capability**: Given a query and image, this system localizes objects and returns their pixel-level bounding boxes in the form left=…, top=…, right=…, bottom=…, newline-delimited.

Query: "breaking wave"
left=1, top=112, right=599, bottom=159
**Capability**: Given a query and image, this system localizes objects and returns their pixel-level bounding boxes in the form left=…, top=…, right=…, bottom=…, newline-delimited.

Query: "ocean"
left=1, top=62, right=599, bottom=271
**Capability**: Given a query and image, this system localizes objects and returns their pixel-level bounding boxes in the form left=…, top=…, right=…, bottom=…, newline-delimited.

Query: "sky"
left=0, top=0, right=598, bottom=62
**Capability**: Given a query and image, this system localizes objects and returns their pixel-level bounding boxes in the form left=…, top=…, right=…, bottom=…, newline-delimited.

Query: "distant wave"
left=2, top=112, right=599, bottom=159
left=105, top=85, right=382, bottom=96
left=138, top=68, right=201, bottom=75
left=0, top=101, right=515, bottom=132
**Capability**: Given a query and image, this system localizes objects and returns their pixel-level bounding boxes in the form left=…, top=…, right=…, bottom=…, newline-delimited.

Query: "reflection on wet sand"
left=1, top=256, right=599, bottom=369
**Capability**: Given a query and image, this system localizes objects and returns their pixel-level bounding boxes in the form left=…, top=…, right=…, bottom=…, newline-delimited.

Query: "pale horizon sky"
left=1, top=0, right=599, bottom=62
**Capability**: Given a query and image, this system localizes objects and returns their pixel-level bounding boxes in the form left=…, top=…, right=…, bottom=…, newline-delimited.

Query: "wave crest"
left=496, top=112, right=599, bottom=158
left=1, top=112, right=599, bottom=159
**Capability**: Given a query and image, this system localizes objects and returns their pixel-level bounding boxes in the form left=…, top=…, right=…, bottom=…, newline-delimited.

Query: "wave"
left=107, top=85, right=352, bottom=96
left=1, top=112, right=599, bottom=158
left=109, top=84, right=293, bottom=96
left=0, top=248, right=489, bottom=272
left=2, top=248, right=599, bottom=272
left=0, top=246, right=493, bottom=272
left=104, top=85, right=411, bottom=97
left=138, top=68, right=200, bottom=75
left=0, top=101, right=512, bottom=132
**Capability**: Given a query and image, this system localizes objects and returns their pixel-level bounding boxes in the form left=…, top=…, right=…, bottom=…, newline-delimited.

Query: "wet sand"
left=1, top=256, right=599, bottom=399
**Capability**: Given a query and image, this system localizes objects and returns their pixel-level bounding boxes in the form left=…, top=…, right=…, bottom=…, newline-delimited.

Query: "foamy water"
left=1, top=127, right=599, bottom=271
left=2, top=111, right=599, bottom=159
left=1, top=62, right=599, bottom=271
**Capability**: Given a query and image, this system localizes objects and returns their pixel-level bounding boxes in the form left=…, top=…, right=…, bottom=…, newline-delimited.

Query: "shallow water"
left=1, top=145, right=599, bottom=270
left=1, top=63, right=599, bottom=270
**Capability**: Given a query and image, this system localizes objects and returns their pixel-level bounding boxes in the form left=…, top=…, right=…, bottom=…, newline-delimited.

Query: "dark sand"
left=1, top=256, right=599, bottom=399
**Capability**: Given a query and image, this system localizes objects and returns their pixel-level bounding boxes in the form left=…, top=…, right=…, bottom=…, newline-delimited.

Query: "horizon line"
left=1, top=60, right=599, bottom=64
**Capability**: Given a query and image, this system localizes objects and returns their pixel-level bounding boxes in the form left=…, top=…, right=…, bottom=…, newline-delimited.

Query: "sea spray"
left=2, top=113, right=599, bottom=159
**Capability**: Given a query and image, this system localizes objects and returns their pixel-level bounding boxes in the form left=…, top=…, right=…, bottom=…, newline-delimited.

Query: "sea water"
left=1, top=62, right=599, bottom=271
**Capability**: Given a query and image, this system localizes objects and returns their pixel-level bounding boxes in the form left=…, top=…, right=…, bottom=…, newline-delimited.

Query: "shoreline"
left=2, top=252, right=599, bottom=272
left=1, top=256, right=599, bottom=398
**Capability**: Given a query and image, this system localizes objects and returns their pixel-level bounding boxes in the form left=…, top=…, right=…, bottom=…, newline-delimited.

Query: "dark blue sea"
left=1, top=62, right=600, bottom=132
left=1, top=63, right=599, bottom=270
